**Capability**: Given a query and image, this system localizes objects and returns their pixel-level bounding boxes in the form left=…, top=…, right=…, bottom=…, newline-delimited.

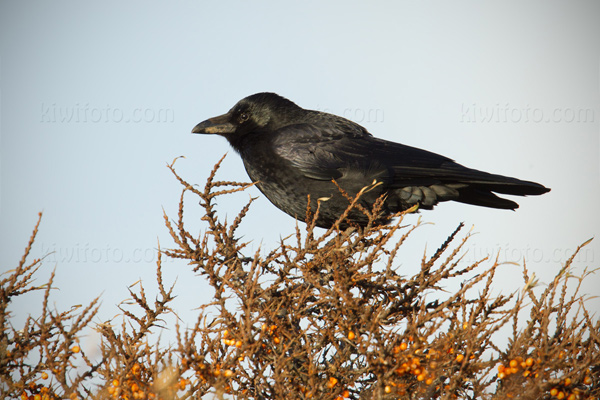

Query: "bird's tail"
left=453, top=175, right=550, bottom=210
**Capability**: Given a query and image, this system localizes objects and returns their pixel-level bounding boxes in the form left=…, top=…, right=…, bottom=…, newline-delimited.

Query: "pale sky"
left=1, top=1, right=599, bottom=347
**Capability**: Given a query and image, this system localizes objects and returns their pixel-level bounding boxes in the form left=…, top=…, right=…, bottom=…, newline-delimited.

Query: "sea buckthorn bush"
left=1, top=156, right=598, bottom=399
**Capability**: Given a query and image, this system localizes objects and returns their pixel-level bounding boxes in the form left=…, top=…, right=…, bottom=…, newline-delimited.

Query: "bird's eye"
left=239, top=113, right=249, bottom=123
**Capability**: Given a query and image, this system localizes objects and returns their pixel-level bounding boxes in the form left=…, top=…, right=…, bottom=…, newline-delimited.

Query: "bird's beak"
left=192, top=113, right=236, bottom=135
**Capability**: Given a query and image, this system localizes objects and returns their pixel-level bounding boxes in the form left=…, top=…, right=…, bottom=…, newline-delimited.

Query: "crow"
left=192, top=93, right=550, bottom=228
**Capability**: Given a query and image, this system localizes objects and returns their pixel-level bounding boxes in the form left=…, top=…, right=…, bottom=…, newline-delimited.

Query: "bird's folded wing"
left=270, top=124, right=548, bottom=196
left=271, top=123, right=456, bottom=184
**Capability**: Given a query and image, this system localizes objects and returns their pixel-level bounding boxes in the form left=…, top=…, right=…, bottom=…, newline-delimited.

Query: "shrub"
left=1, top=156, right=598, bottom=399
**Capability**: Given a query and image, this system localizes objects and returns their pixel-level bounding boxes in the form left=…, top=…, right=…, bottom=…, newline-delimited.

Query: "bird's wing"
left=271, top=123, right=460, bottom=184
left=270, top=123, right=546, bottom=194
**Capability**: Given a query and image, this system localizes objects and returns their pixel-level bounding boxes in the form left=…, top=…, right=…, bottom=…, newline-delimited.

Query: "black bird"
left=192, top=93, right=550, bottom=228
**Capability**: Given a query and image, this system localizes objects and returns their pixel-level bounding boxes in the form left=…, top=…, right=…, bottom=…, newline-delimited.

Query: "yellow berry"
left=71, top=345, right=80, bottom=353
left=384, top=385, right=391, bottom=393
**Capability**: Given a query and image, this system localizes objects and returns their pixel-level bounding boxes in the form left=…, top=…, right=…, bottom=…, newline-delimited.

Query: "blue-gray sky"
left=1, top=1, right=599, bottom=345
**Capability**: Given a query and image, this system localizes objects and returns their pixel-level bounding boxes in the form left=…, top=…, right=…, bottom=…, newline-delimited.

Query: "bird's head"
left=192, top=92, right=301, bottom=139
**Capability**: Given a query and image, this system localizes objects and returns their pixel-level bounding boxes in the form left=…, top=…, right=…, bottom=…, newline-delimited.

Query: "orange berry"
left=223, top=330, right=229, bottom=338
left=131, top=383, right=139, bottom=392
left=112, top=379, right=119, bottom=387
left=584, top=376, right=592, bottom=385
left=525, top=358, right=534, bottom=367
left=557, top=392, right=565, bottom=399
left=550, top=388, right=558, bottom=396
left=417, top=373, right=426, bottom=381
left=327, top=377, right=338, bottom=389
left=498, top=372, right=506, bottom=379
left=563, top=378, right=571, bottom=386
left=342, top=389, right=350, bottom=397
left=400, top=342, right=408, bottom=351
left=224, top=369, right=234, bottom=377
left=384, top=386, right=391, bottom=393
left=273, top=336, right=281, bottom=344
left=509, top=359, right=518, bottom=368
left=41, top=372, right=49, bottom=380
left=235, top=340, right=242, bottom=348
left=71, top=345, right=80, bottom=353
left=567, top=395, right=576, bottom=400
left=498, top=365, right=506, bottom=373
left=425, top=378, right=433, bottom=385
left=455, top=354, right=464, bottom=362
left=34, top=395, right=41, bottom=400
left=132, top=363, right=141, bottom=375
left=347, top=331, right=356, bottom=340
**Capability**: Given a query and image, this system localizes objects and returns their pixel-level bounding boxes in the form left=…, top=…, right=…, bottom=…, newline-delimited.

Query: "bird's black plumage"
left=192, top=93, right=550, bottom=228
